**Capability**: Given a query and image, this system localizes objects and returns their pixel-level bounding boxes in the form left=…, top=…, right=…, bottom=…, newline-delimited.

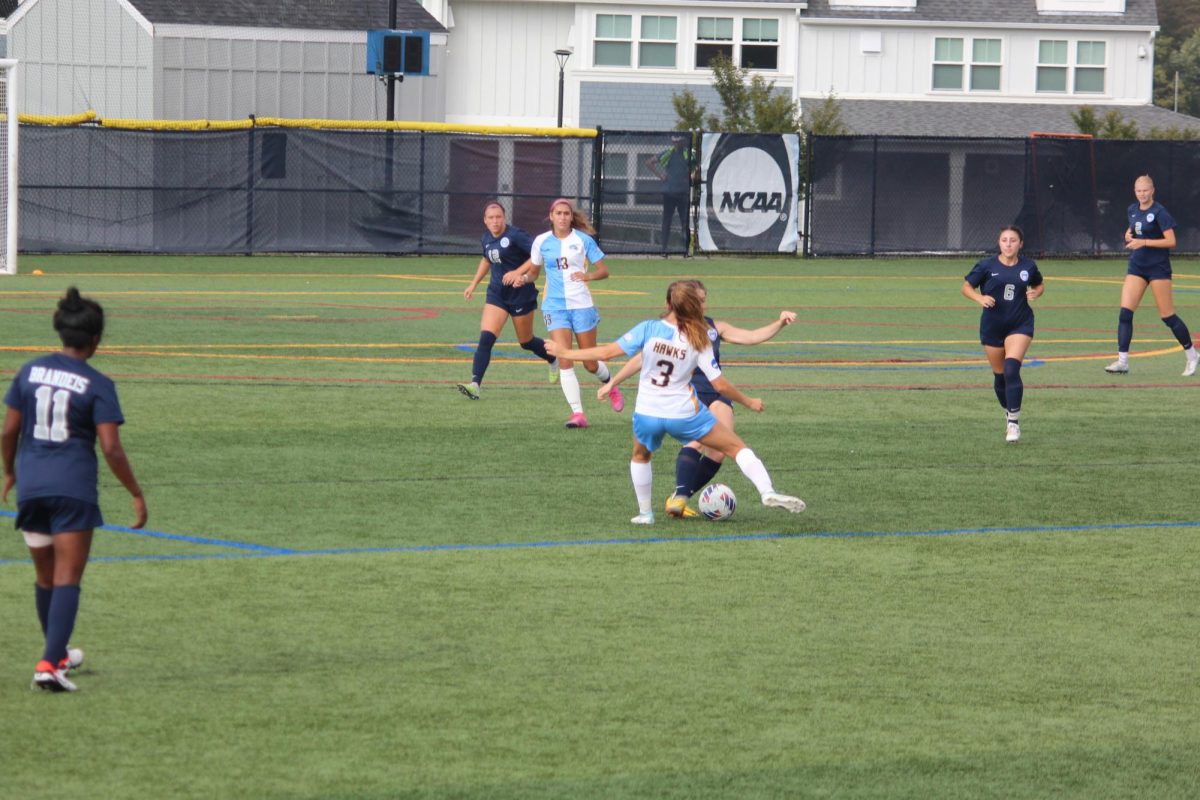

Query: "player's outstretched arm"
left=599, top=353, right=642, bottom=400
left=716, top=311, right=796, bottom=346
left=546, top=340, right=624, bottom=362
left=710, top=376, right=763, bottom=413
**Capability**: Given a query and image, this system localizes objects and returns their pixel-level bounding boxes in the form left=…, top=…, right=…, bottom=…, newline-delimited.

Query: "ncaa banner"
left=698, top=133, right=799, bottom=253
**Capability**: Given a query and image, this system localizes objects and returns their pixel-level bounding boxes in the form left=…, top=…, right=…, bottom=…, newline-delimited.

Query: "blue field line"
left=0, top=518, right=1196, bottom=566
left=0, top=509, right=295, bottom=555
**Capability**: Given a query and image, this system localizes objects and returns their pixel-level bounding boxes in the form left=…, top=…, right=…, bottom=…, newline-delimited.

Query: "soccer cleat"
left=1184, top=356, right=1199, bottom=377
left=664, top=495, right=699, bottom=519
left=456, top=382, right=480, bottom=400
left=1104, top=360, right=1129, bottom=374
left=762, top=492, right=807, bottom=513
left=58, top=647, right=84, bottom=673
left=630, top=511, right=655, bottom=525
left=608, top=385, right=625, bottom=413
left=549, top=360, right=560, bottom=384
left=564, top=412, right=589, bottom=429
left=32, top=660, right=77, bottom=692
left=1006, top=422, right=1021, bottom=443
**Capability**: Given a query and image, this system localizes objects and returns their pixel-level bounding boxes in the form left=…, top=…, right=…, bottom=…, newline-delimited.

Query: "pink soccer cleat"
left=608, top=385, right=625, bottom=413
left=564, top=412, right=589, bottom=429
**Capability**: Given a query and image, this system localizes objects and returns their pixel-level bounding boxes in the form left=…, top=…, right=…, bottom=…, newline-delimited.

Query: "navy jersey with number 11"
left=3, top=352, right=124, bottom=505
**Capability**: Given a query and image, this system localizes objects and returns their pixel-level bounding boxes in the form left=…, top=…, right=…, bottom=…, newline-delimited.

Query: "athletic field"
left=2, top=254, right=1197, bottom=799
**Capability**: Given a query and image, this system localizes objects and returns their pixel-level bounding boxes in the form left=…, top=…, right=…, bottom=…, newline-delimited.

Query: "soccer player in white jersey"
left=505, top=198, right=624, bottom=429
left=546, top=280, right=805, bottom=524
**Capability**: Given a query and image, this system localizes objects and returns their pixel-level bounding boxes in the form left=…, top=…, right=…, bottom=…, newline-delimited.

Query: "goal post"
left=0, top=59, right=18, bottom=276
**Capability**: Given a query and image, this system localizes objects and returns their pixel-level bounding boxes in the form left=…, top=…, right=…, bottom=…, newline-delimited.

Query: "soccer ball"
left=698, top=483, right=737, bottom=521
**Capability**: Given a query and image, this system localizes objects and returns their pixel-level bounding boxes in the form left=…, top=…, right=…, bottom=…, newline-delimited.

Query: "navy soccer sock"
left=688, top=455, right=725, bottom=497
left=41, top=584, right=81, bottom=665
left=992, top=372, right=1007, bottom=409
left=1117, top=307, right=1134, bottom=353
left=1161, top=314, right=1193, bottom=349
left=35, top=583, right=52, bottom=635
left=674, top=447, right=702, bottom=497
left=1003, top=358, right=1023, bottom=416
left=520, top=336, right=555, bottom=364
left=471, top=331, right=498, bottom=385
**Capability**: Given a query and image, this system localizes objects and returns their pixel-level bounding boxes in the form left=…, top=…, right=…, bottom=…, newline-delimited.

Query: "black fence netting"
left=598, top=131, right=693, bottom=255
left=806, top=134, right=1200, bottom=257
left=20, top=126, right=598, bottom=255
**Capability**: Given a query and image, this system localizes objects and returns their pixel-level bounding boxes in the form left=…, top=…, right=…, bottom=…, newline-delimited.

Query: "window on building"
left=640, top=16, right=677, bottom=68
left=970, top=38, right=1001, bottom=91
left=1037, top=40, right=1068, bottom=92
left=696, top=17, right=734, bottom=68
left=1075, top=40, right=1105, bottom=93
left=595, top=14, right=632, bottom=67
left=932, top=37, right=963, bottom=90
left=741, top=18, right=778, bottom=70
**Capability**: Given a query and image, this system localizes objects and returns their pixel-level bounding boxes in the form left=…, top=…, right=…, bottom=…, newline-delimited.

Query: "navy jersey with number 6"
left=3, top=352, right=124, bottom=505
left=965, top=255, right=1043, bottom=327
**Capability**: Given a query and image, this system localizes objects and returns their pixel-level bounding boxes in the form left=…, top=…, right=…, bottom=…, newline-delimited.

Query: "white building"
left=5, top=0, right=447, bottom=120
left=431, top=0, right=1198, bottom=135
left=4, top=0, right=1197, bottom=134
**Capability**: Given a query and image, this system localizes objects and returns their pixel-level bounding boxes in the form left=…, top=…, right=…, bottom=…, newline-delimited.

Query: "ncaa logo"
left=700, top=133, right=798, bottom=252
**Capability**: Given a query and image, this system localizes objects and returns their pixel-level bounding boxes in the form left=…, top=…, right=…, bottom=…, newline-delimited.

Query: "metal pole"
left=557, top=67, right=565, bottom=128
left=387, top=0, right=398, bottom=121
left=1175, top=71, right=1180, bottom=113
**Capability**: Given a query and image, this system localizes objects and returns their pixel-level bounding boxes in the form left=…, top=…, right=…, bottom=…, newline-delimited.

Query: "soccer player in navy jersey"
left=1104, top=175, right=1199, bottom=377
left=456, top=202, right=559, bottom=399
left=602, top=281, right=796, bottom=518
left=2, top=287, right=147, bottom=691
left=961, top=226, right=1045, bottom=443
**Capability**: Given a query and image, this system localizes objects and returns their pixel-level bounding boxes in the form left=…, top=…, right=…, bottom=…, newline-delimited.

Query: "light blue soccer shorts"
left=632, top=408, right=718, bottom=452
left=543, top=306, right=601, bottom=334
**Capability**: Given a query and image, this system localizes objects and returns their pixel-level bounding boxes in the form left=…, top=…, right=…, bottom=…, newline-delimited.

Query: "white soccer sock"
left=1186, top=347, right=1198, bottom=361
left=734, top=448, right=775, bottom=497
left=1117, top=352, right=1129, bottom=364
left=559, top=367, right=583, bottom=413
left=594, top=361, right=611, bottom=382
left=630, top=460, right=653, bottom=513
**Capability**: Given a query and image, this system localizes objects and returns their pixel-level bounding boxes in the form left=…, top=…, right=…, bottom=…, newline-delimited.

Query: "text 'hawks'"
left=652, top=340, right=687, bottom=360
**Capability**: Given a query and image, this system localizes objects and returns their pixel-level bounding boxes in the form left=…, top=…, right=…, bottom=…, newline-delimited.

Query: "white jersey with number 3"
left=617, top=319, right=721, bottom=418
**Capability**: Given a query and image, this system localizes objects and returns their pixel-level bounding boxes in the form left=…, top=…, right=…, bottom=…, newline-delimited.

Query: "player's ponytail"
left=54, top=286, right=105, bottom=349
left=666, top=280, right=709, bottom=350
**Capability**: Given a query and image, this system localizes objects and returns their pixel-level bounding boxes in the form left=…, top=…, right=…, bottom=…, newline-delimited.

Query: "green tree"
left=671, top=54, right=804, bottom=132
left=1154, top=29, right=1200, bottom=116
left=801, top=92, right=850, bottom=136
left=1071, top=106, right=1138, bottom=139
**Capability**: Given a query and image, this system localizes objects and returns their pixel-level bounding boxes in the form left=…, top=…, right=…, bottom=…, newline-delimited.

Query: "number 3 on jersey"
left=33, top=384, right=70, bottom=442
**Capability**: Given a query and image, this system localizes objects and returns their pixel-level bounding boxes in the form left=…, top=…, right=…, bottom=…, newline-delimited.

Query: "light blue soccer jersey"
left=618, top=319, right=721, bottom=418
left=531, top=229, right=606, bottom=312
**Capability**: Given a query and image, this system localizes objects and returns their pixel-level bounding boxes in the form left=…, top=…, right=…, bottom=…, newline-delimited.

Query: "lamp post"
left=554, top=49, right=571, bottom=128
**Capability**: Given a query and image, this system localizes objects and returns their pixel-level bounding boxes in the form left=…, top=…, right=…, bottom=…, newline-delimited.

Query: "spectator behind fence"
left=645, top=134, right=692, bottom=255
